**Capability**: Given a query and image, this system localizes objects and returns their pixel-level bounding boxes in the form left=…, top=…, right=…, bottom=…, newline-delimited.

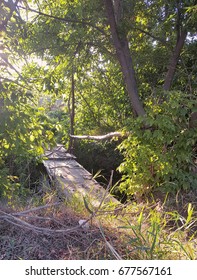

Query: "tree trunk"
left=163, top=30, right=187, bottom=91
left=104, top=0, right=146, bottom=116
left=68, top=66, right=75, bottom=152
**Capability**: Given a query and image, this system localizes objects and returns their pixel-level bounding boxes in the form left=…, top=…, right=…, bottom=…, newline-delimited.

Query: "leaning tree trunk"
left=104, top=0, right=146, bottom=117
left=163, top=1, right=187, bottom=91
left=163, top=29, right=187, bottom=91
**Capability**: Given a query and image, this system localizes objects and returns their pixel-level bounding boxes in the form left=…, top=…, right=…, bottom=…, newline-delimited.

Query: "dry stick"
left=0, top=172, right=116, bottom=235
left=85, top=171, right=123, bottom=260
left=0, top=207, right=102, bottom=235
left=0, top=211, right=82, bottom=235
left=0, top=204, right=82, bottom=235
left=96, top=170, right=114, bottom=211
left=11, top=202, right=61, bottom=216
left=12, top=213, right=68, bottom=228
left=98, top=222, right=122, bottom=260
left=0, top=189, right=107, bottom=235
left=77, top=171, right=115, bottom=229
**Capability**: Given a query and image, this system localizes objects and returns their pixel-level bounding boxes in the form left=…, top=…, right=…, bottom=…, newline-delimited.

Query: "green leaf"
left=186, top=203, right=193, bottom=225
left=30, top=134, right=35, bottom=142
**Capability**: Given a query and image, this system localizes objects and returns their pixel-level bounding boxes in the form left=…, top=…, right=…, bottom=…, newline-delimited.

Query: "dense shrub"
left=118, top=91, right=197, bottom=197
left=47, top=110, right=70, bottom=144
left=0, top=85, right=55, bottom=199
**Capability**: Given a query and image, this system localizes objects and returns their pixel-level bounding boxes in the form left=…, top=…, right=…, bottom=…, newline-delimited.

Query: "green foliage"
left=46, top=110, right=70, bottom=144
left=0, top=85, right=55, bottom=153
left=0, top=83, right=55, bottom=199
left=1, top=0, right=197, bottom=202
left=118, top=91, right=197, bottom=197
left=122, top=210, right=166, bottom=259
left=120, top=203, right=196, bottom=260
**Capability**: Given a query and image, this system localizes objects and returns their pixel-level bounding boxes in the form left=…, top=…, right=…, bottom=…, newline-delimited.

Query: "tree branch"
left=0, top=75, right=30, bottom=90
left=133, top=27, right=169, bottom=47
left=0, top=54, right=26, bottom=81
left=0, top=0, right=20, bottom=31
left=18, top=5, right=108, bottom=37
left=163, top=29, right=187, bottom=91
left=70, top=131, right=128, bottom=141
left=104, top=0, right=146, bottom=116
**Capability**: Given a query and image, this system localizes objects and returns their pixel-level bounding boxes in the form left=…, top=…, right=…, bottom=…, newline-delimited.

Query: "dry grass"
left=0, top=188, right=197, bottom=260
left=0, top=198, right=125, bottom=260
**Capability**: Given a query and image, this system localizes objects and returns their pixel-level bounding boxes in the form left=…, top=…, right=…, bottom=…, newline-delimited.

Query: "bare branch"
left=97, top=222, right=122, bottom=260
left=12, top=202, right=61, bottom=216
left=0, top=208, right=83, bottom=235
left=70, top=131, right=128, bottom=141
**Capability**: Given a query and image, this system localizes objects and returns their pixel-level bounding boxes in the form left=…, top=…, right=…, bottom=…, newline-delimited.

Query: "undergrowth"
left=118, top=92, right=197, bottom=197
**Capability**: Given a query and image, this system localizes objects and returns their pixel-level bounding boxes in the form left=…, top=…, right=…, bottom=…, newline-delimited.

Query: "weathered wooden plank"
left=44, top=144, right=76, bottom=160
left=43, top=145, right=119, bottom=206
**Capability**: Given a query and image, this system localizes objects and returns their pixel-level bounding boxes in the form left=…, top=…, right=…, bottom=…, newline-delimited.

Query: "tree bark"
left=104, top=0, right=146, bottom=116
left=163, top=29, right=187, bottom=91
left=68, top=66, right=75, bottom=152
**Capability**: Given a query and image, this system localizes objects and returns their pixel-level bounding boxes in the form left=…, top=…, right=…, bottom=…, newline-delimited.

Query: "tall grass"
left=119, top=202, right=197, bottom=260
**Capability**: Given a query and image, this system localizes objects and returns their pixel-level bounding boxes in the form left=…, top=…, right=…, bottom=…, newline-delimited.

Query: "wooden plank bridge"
left=43, top=144, right=119, bottom=206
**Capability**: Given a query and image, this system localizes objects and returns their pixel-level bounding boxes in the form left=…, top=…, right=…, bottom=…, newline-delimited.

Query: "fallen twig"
left=12, top=202, right=61, bottom=216
left=0, top=210, right=83, bottom=235
left=98, top=222, right=122, bottom=260
left=0, top=173, right=117, bottom=236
